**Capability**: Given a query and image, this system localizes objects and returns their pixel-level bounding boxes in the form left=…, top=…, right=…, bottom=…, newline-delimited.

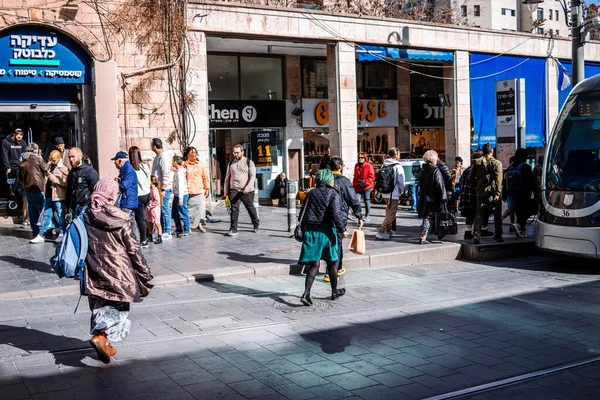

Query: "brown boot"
left=90, top=331, right=114, bottom=364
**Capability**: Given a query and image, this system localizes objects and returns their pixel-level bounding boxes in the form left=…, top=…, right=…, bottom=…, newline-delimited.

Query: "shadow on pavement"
left=0, top=324, right=92, bottom=368
left=217, top=251, right=296, bottom=265
left=199, top=280, right=307, bottom=308
left=0, top=255, right=54, bottom=273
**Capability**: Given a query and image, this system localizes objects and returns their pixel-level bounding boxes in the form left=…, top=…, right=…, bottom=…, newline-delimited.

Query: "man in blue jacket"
left=112, top=151, right=138, bottom=214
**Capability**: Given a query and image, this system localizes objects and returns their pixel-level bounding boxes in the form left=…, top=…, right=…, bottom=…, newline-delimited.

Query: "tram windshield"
left=546, top=90, right=600, bottom=192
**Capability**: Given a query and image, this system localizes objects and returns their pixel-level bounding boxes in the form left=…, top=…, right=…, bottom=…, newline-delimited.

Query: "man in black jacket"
left=66, top=147, right=99, bottom=215
left=1, top=129, right=26, bottom=200
left=326, top=157, right=363, bottom=282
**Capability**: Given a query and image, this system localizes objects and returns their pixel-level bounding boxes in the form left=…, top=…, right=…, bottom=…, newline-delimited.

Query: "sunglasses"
left=358, top=157, right=365, bottom=160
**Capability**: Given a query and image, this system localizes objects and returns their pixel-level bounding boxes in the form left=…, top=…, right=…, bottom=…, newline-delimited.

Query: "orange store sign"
left=303, top=98, right=398, bottom=128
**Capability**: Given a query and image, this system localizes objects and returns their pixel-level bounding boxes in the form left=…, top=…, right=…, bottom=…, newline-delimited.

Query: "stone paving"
left=0, top=255, right=599, bottom=399
left=0, top=202, right=534, bottom=299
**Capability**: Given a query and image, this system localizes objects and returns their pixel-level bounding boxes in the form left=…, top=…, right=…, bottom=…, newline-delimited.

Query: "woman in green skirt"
left=298, top=169, right=346, bottom=305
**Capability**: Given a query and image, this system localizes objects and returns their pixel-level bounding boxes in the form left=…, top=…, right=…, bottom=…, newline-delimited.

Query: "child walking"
left=146, top=175, right=163, bottom=244
left=172, top=156, right=191, bottom=238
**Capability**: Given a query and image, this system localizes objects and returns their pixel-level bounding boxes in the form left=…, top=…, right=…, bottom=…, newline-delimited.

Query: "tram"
left=536, top=74, right=600, bottom=258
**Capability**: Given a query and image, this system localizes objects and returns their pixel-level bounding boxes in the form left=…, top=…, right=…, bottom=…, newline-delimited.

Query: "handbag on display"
left=348, top=228, right=366, bottom=254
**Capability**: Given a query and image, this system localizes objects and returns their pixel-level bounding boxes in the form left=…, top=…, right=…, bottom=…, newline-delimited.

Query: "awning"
left=356, top=45, right=454, bottom=62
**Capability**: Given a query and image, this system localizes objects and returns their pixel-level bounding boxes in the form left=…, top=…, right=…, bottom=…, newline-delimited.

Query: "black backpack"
left=505, top=163, right=525, bottom=194
left=375, top=163, right=397, bottom=194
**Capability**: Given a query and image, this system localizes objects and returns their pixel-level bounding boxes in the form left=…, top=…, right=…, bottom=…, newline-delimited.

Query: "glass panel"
left=207, top=55, right=239, bottom=100
left=302, top=58, right=328, bottom=98
left=546, top=90, right=600, bottom=192
left=240, top=57, right=283, bottom=100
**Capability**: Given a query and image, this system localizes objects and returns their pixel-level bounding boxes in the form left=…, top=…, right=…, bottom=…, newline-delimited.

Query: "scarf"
left=90, top=178, right=119, bottom=211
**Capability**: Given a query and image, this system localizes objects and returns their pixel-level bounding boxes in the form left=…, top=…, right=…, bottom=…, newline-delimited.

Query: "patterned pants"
left=88, top=296, right=131, bottom=343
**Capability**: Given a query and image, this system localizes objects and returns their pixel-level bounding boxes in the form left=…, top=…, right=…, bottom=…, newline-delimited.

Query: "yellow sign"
left=314, top=100, right=389, bottom=125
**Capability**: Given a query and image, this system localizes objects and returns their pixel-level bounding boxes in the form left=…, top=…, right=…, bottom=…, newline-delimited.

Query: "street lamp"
left=523, top=0, right=588, bottom=85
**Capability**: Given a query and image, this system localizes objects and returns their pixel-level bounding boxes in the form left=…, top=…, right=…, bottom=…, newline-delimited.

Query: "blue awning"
left=356, top=45, right=454, bottom=62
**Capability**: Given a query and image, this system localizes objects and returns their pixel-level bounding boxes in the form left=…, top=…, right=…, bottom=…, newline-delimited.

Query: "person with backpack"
left=507, top=148, right=534, bottom=238
left=352, top=152, right=375, bottom=221
left=224, top=144, right=260, bottom=236
left=375, top=147, right=405, bottom=240
left=324, top=157, right=363, bottom=282
left=470, top=143, right=503, bottom=244
left=83, top=178, right=153, bottom=364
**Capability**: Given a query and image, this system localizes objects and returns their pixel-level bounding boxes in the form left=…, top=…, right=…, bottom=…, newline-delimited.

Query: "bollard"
left=253, top=189, right=260, bottom=219
left=287, top=180, right=298, bottom=232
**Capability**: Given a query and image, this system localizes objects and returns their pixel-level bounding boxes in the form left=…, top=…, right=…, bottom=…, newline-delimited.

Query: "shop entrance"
left=0, top=105, right=80, bottom=147
left=210, top=128, right=285, bottom=201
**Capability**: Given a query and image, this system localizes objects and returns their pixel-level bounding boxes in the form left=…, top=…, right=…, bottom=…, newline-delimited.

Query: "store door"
left=0, top=103, right=81, bottom=147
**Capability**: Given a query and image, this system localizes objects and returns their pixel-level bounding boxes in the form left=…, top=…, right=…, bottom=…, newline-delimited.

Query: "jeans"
left=135, top=194, right=149, bottom=242
left=25, top=192, right=44, bottom=235
left=39, top=198, right=65, bottom=237
left=358, top=189, right=372, bottom=218
left=229, top=190, right=260, bottom=232
left=172, top=194, right=190, bottom=234
left=161, top=189, right=172, bottom=234
left=410, top=183, right=419, bottom=211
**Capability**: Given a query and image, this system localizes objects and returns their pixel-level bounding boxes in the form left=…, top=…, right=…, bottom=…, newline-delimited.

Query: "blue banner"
left=0, top=25, right=90, bottom=84
left=470, top=54, right=546, bottom=149
left=356, top=45, right=454, bottom=62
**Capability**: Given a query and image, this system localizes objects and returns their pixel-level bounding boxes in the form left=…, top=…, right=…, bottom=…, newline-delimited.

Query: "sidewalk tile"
left=284, top=370, right=329, bottom=388
left=353, top=384, right=410, bottom=400
left=211, top=367, right=253, bottom=384
left=229, top=379, right=277, bottom=398
left=326, top=371, right=378, bottom=391
left=184, top=380, right=237, bottom=399
left=306, top=383, right=353, bottom=399
left=368, top=371, right=412, bottom=388
left=272, top=382, right=316, bottom=400
left=302, top=360, right=351, bottom=377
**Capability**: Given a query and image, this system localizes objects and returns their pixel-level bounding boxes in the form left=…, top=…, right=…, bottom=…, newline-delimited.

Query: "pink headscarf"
left=91, top=178, right=120, bottom=210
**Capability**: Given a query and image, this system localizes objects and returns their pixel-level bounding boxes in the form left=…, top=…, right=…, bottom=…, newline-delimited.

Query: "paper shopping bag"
left=348, top=228, right=366, bottom=255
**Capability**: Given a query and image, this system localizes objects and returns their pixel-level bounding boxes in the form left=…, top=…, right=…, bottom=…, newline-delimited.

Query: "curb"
left=0, top=242, right=462, bottom=300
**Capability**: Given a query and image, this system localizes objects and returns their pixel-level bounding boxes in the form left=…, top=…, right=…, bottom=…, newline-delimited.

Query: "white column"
left=546, top=57, right=559, bottom=144
left=327, top=42, right=357, bottom=178
left=187, top=30, right=210, bottom=167
left=453, top=51, right=472, bottom=166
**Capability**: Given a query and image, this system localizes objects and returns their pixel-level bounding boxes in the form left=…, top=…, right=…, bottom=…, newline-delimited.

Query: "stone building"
left=1, top=0, right=599, bottom=201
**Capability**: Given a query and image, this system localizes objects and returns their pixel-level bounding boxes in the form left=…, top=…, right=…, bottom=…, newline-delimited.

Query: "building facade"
left=1, top=1, right=599, bottom=200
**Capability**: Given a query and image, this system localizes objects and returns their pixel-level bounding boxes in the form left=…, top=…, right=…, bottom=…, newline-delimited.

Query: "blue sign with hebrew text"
left=0, top=25, right=90, bottom=84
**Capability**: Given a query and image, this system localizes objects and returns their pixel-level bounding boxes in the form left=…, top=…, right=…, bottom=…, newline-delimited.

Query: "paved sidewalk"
left=0, top=202, right=534, bottom=300
left=0, top=256, right=598, bottom=399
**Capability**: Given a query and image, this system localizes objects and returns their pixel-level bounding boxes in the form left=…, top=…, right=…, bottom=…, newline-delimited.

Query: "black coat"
left=300, top=185, right=345, bottom=234
left=418, top=162, right=447, bottom=218
left=333, top=173, right=362, bottom=227
left=270, top=177, right=287, bottom=199
left=1, top=136, right=26, bottom=170
left=436, top=159, right=453, bottom=193
left=66, top=162, right=99, bottom=210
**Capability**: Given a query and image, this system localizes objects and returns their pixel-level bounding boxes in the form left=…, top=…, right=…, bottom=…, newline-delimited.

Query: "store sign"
left=0, top=26, right=90, bottom=84
left=209, top=100, right=286, bottom=128
left=250, top=130, right=278, bottom=170
left=495, top=78, right=525, bottom=143
left=302, top=99, right=398, bottom=128
left=496, top=79, right=516, bottom=127
left=410, top=97, right=445, bottom=127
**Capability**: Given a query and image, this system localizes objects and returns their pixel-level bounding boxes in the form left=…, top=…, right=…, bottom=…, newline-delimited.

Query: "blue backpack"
left=50, top=207, right=88, bottom=279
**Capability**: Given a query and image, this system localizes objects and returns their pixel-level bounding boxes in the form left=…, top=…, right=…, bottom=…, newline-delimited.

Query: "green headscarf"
left=315, top=168, right=334, bottom=187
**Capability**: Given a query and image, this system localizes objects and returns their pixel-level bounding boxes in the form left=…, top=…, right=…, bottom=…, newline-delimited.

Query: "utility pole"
left=571, top=0, right=585, bottom=86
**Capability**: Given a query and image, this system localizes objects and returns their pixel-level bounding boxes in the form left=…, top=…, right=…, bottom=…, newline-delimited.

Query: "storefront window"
left=207, top=55, right=239, bottom=100
left=240, top=56, right=283, bottom=100
left=302, top=58, right=328, bottom=99
left=356, top=61, right=396, bottom=99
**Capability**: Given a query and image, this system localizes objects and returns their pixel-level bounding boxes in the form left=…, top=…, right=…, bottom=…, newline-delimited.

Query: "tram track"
left=424, top=355, right=600, bottom=399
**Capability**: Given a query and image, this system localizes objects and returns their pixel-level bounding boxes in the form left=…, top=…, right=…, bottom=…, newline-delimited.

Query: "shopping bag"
left=435, top=203, right=458, bottom=240
left=348, top=228, right=366, bottom=255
